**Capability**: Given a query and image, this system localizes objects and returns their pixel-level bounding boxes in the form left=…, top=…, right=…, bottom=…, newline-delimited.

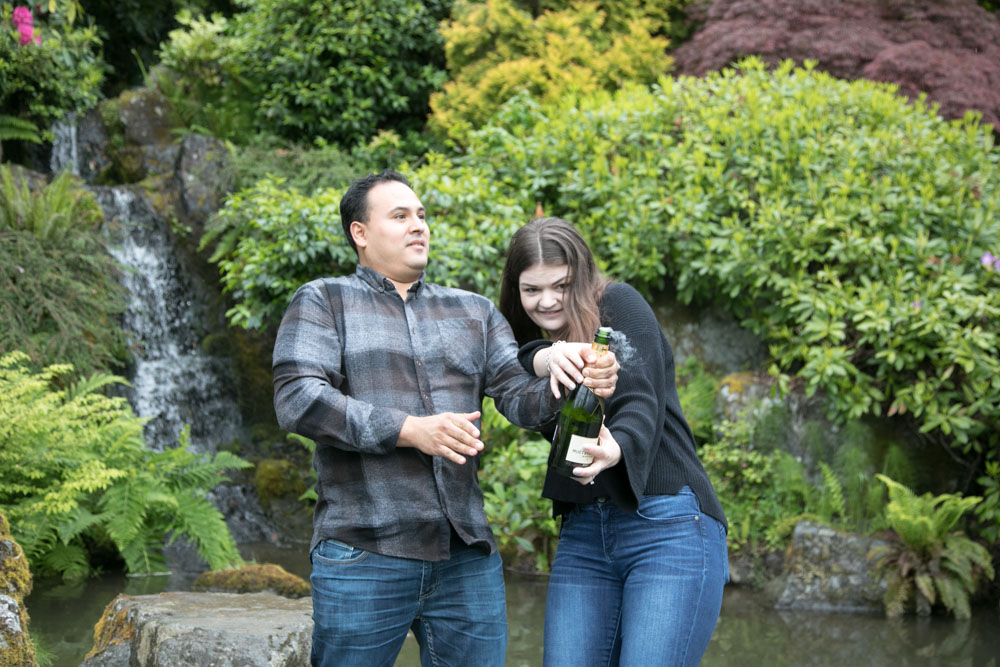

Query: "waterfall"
left=92, top=186, right=244, bottom=454
left=49, top=113, right=79, bottom=176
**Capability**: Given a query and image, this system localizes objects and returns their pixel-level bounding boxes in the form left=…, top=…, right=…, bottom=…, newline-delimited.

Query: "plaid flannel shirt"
left=273, top=265, right=559, bottom=561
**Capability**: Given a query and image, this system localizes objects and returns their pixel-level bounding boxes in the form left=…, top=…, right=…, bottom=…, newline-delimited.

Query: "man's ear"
left=350, top=220, right=367, bottom=250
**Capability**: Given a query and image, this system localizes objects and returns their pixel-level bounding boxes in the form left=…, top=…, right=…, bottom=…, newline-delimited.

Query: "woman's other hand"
left=570, top=424, right=622, bottom=485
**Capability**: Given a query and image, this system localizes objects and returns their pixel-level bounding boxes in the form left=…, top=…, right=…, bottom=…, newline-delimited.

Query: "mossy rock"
left=0, top=513, right=37, bottom=666
left=85, top=594, right=138, bottom=663
left=193, top=563, right=310, bottom=599
left=254, top=459, right=307, bottom=507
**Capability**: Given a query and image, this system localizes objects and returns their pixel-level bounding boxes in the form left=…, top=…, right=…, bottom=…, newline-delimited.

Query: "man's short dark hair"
left=340, top=170, right=411, bottom=253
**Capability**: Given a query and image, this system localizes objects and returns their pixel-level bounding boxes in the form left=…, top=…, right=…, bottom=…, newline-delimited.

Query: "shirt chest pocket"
left=435, top=318, right=486, bottom=376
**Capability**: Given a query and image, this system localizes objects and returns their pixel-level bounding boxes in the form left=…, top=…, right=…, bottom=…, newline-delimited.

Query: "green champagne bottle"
left=549, top=327, right=613, bottom=478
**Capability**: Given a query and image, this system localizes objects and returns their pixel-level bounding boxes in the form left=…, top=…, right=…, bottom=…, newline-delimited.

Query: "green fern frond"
left=935, top=576, right=972, bottom=619
left=0, top=165, right=103, bottom=241
left=0, top=115, right=42, bottom=144
left=2, top=354, right=247, bottom=579
left=873, top=475, right=992, bottom=618
left=210, top=450, right=254, bottom=472
left=170, top=494, right=244, bottom=571
left=100, top=480, right=151, bottom=548
left=41, top=541, right=91, bottom=579
left=883, top=573, right=909, bottom=618
left=819, top=462, right=845, bottom=521
left=157, top=447, right=251, bottom=492
left=65, top=372, right=130, bottom=401
left=914, top=573, right=936, bottom=607
left=12, top=520, right=58, bottom=564
left=118, top=528, right=168, bottom=575
left=55, top=507, right=102, bottom=545
left=942, top=534, right=994, bottom=584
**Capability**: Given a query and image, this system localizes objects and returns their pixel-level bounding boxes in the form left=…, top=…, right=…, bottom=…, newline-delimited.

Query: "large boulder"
left=81, top=592, right=312, bottom=667
left=773, top=521, right=888, bottom=613
left=672, top=0, right=1000, bottom=130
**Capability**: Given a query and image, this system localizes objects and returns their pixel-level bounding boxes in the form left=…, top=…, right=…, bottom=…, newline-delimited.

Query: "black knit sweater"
left=518, top=282, right=727, bottom=529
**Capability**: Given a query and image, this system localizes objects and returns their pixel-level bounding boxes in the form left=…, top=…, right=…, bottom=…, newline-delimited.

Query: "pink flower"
left=18, top=22, right=35, bottom=45
left=12, top=6, right=33, bottom=28
left=982, top=252, right=998, bottom=271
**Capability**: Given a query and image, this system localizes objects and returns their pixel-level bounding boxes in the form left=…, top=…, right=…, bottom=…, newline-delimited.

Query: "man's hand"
left=397, top=411, right=484, bottom=464
left=543, top=343, right=619, bottom=399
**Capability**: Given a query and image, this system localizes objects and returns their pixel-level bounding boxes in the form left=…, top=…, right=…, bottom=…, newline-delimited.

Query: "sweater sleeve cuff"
left=517, top=340, right=552, bottom=374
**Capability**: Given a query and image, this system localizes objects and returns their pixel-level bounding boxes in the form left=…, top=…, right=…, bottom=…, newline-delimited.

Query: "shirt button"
left=416, top=361, right=422, bottom=367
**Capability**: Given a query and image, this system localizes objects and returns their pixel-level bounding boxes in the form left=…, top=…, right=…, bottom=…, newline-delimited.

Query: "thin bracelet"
left=545, top=340, right=566, bottom=375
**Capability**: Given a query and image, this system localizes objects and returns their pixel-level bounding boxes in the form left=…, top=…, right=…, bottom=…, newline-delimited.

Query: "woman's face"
left=518, top=263, right=570, bottom=333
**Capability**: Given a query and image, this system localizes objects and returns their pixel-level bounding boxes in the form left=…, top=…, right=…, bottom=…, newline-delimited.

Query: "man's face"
left=352, top=180, right=429, bottom=283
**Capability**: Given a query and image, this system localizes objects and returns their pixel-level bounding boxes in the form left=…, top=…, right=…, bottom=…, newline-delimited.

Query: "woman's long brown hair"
left=499, top=217, right=609, bottom=346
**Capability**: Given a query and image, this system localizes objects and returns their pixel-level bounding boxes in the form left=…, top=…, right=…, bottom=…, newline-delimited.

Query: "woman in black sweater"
left=499, top=217, right=728, bottom=667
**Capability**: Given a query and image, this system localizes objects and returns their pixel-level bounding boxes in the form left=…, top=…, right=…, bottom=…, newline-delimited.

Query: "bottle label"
left=565, top=434, right=597, bottom=465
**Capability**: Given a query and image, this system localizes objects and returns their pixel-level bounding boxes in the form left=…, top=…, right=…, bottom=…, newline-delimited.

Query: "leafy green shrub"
left=225, top=137, right=362, bottom=195
left=222, top=129, right=438, bottom=197
left=517, top=0, right=691, bottom=37
left=701, top=416, right=811, bottom=552
left=869, top=474, right=994, bottom=618
left=0, top=166, right=128, bottom=375
left=154, top=11, right=257, bottom=142
left=420, top=58, right=1000, bottom=467
left=199, top=178, right=355, bottom=329
left=0, top=351, right=250, bottom=578
left=675, top=355, right=718, bottom=444
left=973, top=461, right=1000, bottom=544
left=430, top=0, right=671, bottom=144
left=480, top=429, right=559, bottom=573
left=158, top=0, right=451, bottom=146
left=82, top=0, right=235, bottom=93
left=0, top=3, right=103, bottom=149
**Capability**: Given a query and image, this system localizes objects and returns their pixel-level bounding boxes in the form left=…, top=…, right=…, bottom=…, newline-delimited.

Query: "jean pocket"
left=635, top=490, right=700, bottom=523
left=311, top=538, right=369, bottom=565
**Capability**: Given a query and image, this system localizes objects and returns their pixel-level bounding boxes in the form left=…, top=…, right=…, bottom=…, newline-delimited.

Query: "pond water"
left=25, top=542, right=1000, bottom=667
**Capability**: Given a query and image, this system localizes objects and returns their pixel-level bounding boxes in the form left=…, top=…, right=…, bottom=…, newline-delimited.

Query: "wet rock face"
left=672, top=0, right=1000, bottom=130
left=174, top=134, right=233, bottom=233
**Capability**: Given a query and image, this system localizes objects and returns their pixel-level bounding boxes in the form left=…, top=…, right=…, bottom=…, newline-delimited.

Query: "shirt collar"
left=354, top=264, right=426, bottom=297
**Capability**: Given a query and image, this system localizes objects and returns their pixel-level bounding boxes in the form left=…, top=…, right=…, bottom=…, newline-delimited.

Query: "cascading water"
left=49, top=112, right=78, bottom=176
left=48, top=119, right=282, bottom=550
left=92, top=186, right=244, bottom=454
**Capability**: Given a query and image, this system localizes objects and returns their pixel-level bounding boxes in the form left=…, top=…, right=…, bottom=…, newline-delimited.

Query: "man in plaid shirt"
left=274, top=170, right=615, bottom=666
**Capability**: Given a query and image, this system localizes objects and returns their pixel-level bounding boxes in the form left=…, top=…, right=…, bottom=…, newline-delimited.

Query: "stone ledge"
left=81, top=591, right=312, bottom=667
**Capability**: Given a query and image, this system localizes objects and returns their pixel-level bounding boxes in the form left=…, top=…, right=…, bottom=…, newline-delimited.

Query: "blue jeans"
left=543, top=488, right=729, bottom=667
left=309, top=539, right=507, bottom=667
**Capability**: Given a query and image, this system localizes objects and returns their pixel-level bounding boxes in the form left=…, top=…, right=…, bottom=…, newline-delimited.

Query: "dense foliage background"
left=2, top=0, right=998, bottom=613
